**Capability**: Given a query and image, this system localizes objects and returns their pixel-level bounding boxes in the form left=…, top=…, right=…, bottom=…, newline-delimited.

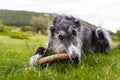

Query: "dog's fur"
left=29, top=15, right=111, bottom=66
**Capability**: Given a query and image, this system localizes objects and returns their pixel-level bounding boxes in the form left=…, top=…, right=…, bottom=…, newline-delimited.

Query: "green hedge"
left=10, top=32, right=30, bottom=39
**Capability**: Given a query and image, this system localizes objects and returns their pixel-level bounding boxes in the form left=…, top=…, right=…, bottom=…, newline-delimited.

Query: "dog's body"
left=29, top=15, right=111, bottom=66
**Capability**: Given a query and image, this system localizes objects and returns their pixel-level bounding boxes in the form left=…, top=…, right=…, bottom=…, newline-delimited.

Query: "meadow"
left=0, top=35, right=120, bottom=80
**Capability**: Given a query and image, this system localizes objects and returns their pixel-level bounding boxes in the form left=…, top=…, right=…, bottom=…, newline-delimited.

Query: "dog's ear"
left=49, top=26, right=56, bottom=36
left=75, top=20, right=80, bottom=27
left=65, top=16, right=75, bottom=21
left=53, top=16, right=62, bottom=25
left=49, top=26, right=56, bottom=33
left=74, top=19, right=80, bottom=28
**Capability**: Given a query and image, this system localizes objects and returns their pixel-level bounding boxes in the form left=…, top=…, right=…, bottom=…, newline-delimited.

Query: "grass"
left=0, top=35, right=120, bottom=80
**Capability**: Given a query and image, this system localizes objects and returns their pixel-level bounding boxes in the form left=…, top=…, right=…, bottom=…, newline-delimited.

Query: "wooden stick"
left=38, top=53, right=69, bottom=64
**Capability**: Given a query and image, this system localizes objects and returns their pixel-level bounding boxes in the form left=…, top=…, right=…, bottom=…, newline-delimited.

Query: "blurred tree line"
left=0, top=10, right=52, bottom=34
left=0, top=9, right=119, bottom=38
left=0, top=10, right=48, bottom=26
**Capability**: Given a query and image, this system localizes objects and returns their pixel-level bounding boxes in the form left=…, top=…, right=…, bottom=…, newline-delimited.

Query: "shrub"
left=0, top=20, right=5, bottom=32
left=30, top=16, right=50, bottom=34
left=116, top=30, right=120, bottom=42
left=21, top=26, right=34, bottom=32
left=4, top=26, right=12, bottom=32
left=10, top=32, right=30, bottom=39
left=112, top=36, right=119, bottom=42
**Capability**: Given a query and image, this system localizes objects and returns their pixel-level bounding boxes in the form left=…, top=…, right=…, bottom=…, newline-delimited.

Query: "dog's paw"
left=29, top=54, right=42, bottom=66
left=29, top=47, right=46, bottom=66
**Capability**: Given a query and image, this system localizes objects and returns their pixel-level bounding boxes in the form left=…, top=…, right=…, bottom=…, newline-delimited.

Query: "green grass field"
left=0, top=35, right=120, bottom=80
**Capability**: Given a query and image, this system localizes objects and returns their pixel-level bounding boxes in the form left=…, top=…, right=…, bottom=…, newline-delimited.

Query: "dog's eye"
left=58, top=35, right=63, bottom=40
left=56, top=31, right=59, bottom=34
left=72, top=30, right=76, bottom=36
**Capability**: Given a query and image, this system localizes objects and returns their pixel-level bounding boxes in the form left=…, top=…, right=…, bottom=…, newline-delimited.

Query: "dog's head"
left=48, top=16, right=82, bottom=64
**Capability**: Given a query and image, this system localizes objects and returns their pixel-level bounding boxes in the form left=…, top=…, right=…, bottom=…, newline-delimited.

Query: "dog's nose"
left=71, top=53, right=79, bottom=64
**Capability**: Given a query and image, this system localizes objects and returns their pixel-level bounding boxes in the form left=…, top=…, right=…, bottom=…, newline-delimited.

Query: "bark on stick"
left=38, top=53, right=69, bottom=64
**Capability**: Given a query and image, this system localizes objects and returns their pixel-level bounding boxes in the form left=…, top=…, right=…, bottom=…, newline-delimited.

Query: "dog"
left=29, top=15, right=111, bottom=66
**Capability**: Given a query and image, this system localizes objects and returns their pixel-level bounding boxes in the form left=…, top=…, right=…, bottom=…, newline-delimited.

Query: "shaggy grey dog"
left=29, top=15, right=111, bottom=66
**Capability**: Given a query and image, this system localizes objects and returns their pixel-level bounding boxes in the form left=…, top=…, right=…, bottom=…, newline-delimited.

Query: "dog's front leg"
left=29, top=47, right=47, bottom=66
